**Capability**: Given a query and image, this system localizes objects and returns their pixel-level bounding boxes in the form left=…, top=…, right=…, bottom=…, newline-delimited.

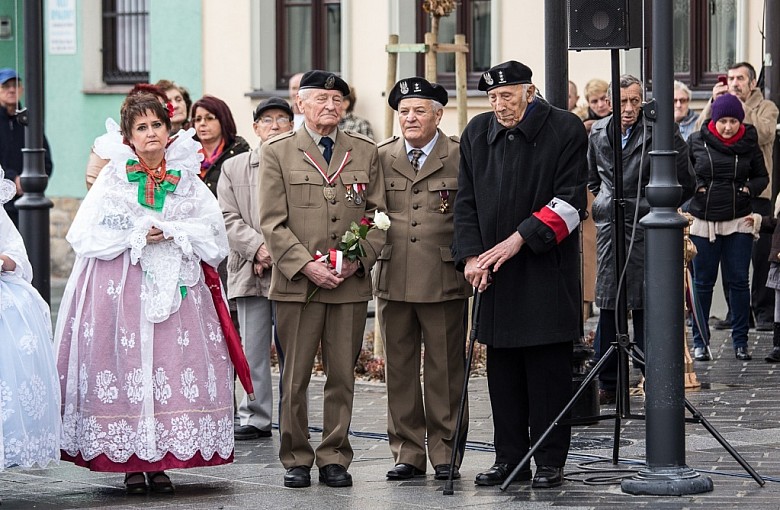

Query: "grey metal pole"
left=16, top=0, right=53, bottom=304
left=544, top=0, right=568, bottom=109
left=622, top=0, right=712, bottom=495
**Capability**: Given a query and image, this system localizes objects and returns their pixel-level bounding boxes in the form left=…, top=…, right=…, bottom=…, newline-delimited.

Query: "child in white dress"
left=0, top=165, right=60, bottom=471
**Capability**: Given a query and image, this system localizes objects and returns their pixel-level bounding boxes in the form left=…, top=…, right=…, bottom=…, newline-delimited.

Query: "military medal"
left=304, top=150, right=352, bottom=203
left=323, top=185, right=337, bottom=201
left=352, top=183, right=365, bottom=205
left=344, top=185, right=354, bottom=202
left=439, top=190, right=450, bottom=213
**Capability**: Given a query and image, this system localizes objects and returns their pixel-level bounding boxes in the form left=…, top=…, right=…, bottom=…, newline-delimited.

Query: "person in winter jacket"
left=687, top=93, right=768, bottom=361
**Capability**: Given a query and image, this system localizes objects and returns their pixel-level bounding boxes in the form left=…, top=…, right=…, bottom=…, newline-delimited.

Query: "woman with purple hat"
left=687, top=93, right=768, bottom=361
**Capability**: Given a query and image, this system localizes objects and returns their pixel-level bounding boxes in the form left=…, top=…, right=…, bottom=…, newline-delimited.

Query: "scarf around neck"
left=126, top=158, right=181, bottom=211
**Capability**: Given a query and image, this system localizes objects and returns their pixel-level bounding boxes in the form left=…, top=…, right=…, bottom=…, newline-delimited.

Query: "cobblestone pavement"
left=2, top=287, right=779, bottom=509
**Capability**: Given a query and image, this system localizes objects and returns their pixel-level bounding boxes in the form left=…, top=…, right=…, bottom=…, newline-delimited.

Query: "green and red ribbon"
left=126, top=159, right=181, bottom=211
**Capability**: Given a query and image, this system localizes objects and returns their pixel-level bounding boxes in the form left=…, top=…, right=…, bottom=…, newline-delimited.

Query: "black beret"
left=388, top=77, right=449, bottom=110
left=478, top=60, right=533, bottom=92
left=298, top=70, right=350, bottom=96
left=253, top=96, right=294, bottom=121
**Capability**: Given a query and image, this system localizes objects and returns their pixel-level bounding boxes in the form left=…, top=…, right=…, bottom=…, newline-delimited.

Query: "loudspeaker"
left=568, top=0, right=642, bottom=50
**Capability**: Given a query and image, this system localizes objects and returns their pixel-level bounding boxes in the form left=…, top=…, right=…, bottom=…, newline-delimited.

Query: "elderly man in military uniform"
left=374, top=77, right=470, bottom=482
left=453, top=61, right=588, bottom=489
left=259, top=70, right=386, bottom=489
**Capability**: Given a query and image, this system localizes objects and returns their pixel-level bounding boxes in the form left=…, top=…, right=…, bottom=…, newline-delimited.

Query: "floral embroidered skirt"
left=0, top=276, right=61, bottom=471
left=55, top=254, right=234, bottom=472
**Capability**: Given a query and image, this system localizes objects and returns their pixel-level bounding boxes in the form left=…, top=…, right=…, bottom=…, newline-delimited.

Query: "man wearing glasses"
left=218, top=97, right=294, bottom=441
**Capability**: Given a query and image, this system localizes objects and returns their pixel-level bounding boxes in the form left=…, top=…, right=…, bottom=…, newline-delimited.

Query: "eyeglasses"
left=258, top=116, right=291, bottom=126
left=1, top=81, right=19, bottom=90
left=674, top=98, right=690, bottom=104
left=193, top=114, right=218, bottom=124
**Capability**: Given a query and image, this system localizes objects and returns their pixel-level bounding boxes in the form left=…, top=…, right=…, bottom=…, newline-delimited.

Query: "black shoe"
left=475, top=463, right=530, bottom=486
left=693, top=347, right=711, bottom=362
left=434, top=464, right=460, bottom=480
left=146, top=471, right=174, bottom=493
left=735, top=347, right=752, bottom=361
left=319, top=464, right=352, bottom=487
left=234, top=424, right=271, bottom=440
left=712, top=318, right=732, bottom=330
left=598, top=389, right=616, bottom=405
left=532, top=466, right=564, bottom=488
left=124, top=472, right=147, bottom=495
left=386, top=463, right=425, bottom=480
left=765, top=347, right=780, bottom=362
left=756, top=321, right=774, bottom=332
left=284, top=466, right=311, bottom=488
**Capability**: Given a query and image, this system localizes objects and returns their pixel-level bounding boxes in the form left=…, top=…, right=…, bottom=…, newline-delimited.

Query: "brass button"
left=305, top=175, right=309, bottom=181
left=413, top=204, right=419, bottom=210
left=331, top=233, right=337, bottom=239
left=410, top=237, right=417, bottom=242
left=413, top=188, right=420, bottom=194
left=331, top=216, right=337, bottom=222
left=411, top=221, right=417, bottom=226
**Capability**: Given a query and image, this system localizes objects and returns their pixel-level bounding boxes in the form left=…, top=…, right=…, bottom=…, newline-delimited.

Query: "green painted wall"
left=43, top=0, right=203, bottom=199
left=0, top=0, right=24, bottom=74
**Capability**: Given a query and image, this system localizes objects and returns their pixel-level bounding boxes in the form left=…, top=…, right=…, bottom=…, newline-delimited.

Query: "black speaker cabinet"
left=568, top=0, right=643, bottom=50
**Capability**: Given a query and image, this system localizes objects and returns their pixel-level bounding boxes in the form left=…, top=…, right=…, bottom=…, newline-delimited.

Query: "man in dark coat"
left=0, top=69, right=54, bottom=226
left=588, top=74, right=695, bottom=404
left=453, top=60, right=588, bottom=489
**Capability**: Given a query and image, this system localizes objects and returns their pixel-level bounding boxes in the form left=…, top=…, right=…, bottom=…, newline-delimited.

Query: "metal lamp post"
left=16, top=0, right=53, bottom=304
left=621, top=0, right=713, bottom=495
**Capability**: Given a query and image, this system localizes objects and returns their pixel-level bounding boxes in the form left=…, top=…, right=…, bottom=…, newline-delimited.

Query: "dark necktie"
left=320, top=137, right=334, bottom=165
left=410, top=149, right=423, bottom=173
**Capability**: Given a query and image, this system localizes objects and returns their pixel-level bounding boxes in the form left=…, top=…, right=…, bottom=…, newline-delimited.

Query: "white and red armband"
left=532, top=197, right=580, bottom=243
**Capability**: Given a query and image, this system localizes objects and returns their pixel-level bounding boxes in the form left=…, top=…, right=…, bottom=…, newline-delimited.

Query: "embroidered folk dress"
left=0, top=176, right=61, bottom=470
left=54, top=121, right=234, bottom=472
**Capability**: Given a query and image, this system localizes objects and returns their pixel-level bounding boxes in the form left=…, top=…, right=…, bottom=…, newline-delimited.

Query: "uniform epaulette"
left=265, top=130, right=295, bottom=145
left=448, top=134, right=460, bottom=143
left=343, top=130, right=376, bottom=145
left=377, top=135, right=399, bottom=148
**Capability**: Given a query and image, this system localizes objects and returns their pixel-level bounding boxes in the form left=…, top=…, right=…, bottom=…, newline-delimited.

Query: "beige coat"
left=259, top=128, right=386, bottom=303
left=218, top=147, right=271, bottom=299
left=373, top=131, right=470, bottom=302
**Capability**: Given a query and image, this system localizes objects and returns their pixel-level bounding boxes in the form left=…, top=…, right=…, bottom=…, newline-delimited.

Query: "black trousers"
left=486, top=342, right=572, bottom=468
left=596, top=308, right=645, bottom=391
left=751, top=197, right=774, bottom=324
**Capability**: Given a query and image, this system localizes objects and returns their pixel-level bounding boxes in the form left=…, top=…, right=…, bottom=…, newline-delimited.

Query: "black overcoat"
left=587, top=112, right=694, bottom=310
left=453, top=100, right=588, bottom=348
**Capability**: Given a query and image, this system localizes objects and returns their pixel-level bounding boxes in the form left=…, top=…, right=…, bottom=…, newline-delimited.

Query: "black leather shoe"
left=765, top=347, right=780, bottom=363
left=531, top=466, right=564, bottom=488
left=712, top=318, right=732, bottom=330
left=756, top=321, right=773, bottom=332
left=475, top=463, right=531, bottom=486
left=386, top=463, right=425, bottom=480
left=234, top=424, right=272, bottom=440
left=284, top=466, right=311, bottom=488
left=735, top=347, right=752, bottom=361
left=319, top=464, right=352, bottom=487
left=598, top=389, right=616, bottom=405
left=434, top=464, right=460, bottom=480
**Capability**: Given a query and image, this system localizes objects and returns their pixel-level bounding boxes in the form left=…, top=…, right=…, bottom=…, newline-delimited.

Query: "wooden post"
left=425, top=32, right=437, bottom=83
left=454, top=33, right=468, bottom=134
left=385, top=34, right=399, bottom=140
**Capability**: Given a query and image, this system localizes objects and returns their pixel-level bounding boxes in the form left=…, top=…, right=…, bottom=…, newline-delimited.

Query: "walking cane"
left=443, top=288, right=482, bottom=495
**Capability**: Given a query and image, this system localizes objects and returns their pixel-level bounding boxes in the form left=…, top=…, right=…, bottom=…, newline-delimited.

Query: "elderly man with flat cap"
left=218, top=97, right=294, bottom=442
left=375, top=77, right=470, bottom=482
left=453, top=60, right=587, bottom=488
left=259, top=70, right=386, bottom=488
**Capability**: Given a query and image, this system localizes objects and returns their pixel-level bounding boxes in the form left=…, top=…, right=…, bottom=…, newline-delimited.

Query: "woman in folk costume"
left=55, top=93, right=244, bottom=494
left=0, top=165, right=61, bottom=473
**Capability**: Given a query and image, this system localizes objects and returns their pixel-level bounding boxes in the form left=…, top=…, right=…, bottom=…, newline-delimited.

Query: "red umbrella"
left=201, top=262, right=255, bottom=400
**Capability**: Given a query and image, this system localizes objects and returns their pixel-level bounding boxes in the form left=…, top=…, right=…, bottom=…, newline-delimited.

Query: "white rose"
left=373, top=211, right=391, bottom=231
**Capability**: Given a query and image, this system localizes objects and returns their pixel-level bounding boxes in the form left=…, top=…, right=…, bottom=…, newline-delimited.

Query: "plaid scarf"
left=126, top=158, right=181, bottom=211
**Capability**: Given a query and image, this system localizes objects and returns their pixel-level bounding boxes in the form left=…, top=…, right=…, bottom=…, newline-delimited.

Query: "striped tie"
left=410, top=149, right=423, bottom=173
